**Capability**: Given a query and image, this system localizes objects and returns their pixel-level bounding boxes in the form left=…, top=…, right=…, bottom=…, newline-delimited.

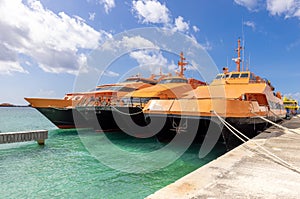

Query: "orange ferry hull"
left=25, top=98, right=89, bottom=129
left=143, top=98, right=285, bottom=150
left=35, top=107, right=88, bottom=129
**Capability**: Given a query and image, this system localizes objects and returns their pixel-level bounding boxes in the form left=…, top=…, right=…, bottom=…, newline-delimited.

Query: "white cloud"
left=0, top=0, right=111, bottom=75
left=236, top=0, right=300, bottom=20
left=128, top=50, right=196, bottom=75
left=89, top=12, right=96, bottom=21
left=187, top=60, right=200, bottom=71
left=266, top=0, right=298, bottom=17
left=132, top=0, right=171, bottom=24
left=132, top=1, right=192, bottom=34
left=284, top=92, right=300, bottom=104
left=193, top=25, right=200, bottom=32
left=0, top=61, right=28, bottom=75
left=103, top=70, right=120, bottom=77
left=129, top=50, right=168, bottom=74
left=287, top=39, right=300, bottom=50
left=102, top=35, right=158, bottom=52
left=201, top=38, right=213, bottom=51
left=243, top=20, right=256, bottom=30
left=99, top=0, right=115, bottom=14
left=167, top=61, right=177, bottom=72
left=173, top=16, right=189, bottom=32
left=35, top=89, right=56, bottom=97
left=294, top=7, right=300, bottom=17
left=234, top=0, right=261, bottom=11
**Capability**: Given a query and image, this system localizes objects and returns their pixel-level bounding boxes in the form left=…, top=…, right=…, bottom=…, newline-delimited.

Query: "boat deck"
left=147, top=116, right=300, bottom=198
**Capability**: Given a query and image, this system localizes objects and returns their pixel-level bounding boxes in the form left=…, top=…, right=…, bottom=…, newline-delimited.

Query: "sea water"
left=0, top=107, right=226, bottom=198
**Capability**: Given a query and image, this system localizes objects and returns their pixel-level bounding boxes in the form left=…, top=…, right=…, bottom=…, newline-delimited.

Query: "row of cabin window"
left=269, top=101, right=284, bottom=110
left=215, top=73, right=249, bottom=79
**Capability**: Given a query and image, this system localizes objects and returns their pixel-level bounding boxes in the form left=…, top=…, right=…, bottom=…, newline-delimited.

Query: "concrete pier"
left=0, top=130, right=48, bottom=145
left=147, top=116, right=300, bottom=199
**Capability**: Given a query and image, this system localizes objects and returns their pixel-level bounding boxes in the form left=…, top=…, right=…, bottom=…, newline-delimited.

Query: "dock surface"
left=147, top=116, right=300, bottom=199
left=0, top=130, right=48, bottom=145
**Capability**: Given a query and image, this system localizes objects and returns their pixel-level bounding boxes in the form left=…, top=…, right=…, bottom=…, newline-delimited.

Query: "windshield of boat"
left=215, top=74, right=224, bottom=79
left=95, top=86, right=136, bottom=92
left=123, top=78, right=156, bottom=85
left=230, top=73, right=240, bottom=78
left=121, top=97, right=159, bottom=106
left=158, top=78, right=188, bottom=84
left=240, top=73, right=249, bottom=78
left=215, top=72, right=249, bottom=79
left=215, top=74, right=230, bottom=79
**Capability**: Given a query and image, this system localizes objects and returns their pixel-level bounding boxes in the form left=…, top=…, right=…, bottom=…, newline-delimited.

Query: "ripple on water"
left=0, top=107, right=226, bottom=198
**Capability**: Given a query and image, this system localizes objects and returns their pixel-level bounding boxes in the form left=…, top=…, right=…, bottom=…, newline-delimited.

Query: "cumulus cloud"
left=35, top=89, right=56, bottom=97
left=0, top=0, right=111, bottom=75
left=129, top=50, right=191, bottom=75
left=89, top=12, right=96, bottom=20
left=243, top=20, right=256, bottom=30
left=99, top=0, right=115, bottom=14
left=132, top=0, right=171, bottom=24
left=129, top=50, right=168, bottom=74
left=234, top=0, right=262, bottom=11
left=235, top=0, right=300, bottom=19
left=0, top=61, right=28, bottom=75
left=102, top=35, right=158, bottom=52
left=103, top=70, right=120, bottom=77
left=193, top=25, right=200, bottom=32
left=129, top=50, right=198, bottom=75
left=132, top=0, right=193, bottom=34
left=201, top=38, right=213, bottom=51
left=266, top=0, right=299, bottom=18
left=284, top=92, right=300, bottom=103
left=173, top=16, right=189, bottom=32
left=286, top=39, right=300, bottom=51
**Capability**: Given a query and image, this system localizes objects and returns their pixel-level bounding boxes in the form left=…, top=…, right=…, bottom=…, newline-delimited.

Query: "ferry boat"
left=76, top=53, right=206, bottom=132
left=25, top=76, right=157, bottom=129
left=283, top=96, right=299, bottom=116
left=143, top=39, right=286, bottom=149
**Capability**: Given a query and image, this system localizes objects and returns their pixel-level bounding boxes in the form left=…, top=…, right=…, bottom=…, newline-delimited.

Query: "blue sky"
left=0, top=0, right=300, bottom=105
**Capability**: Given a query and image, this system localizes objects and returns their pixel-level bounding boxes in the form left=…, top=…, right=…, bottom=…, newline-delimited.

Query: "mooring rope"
left=111, top=106, right=144, bottom=116
left=269, top=109, right=286, bottom=121
left=213, top=111, right=300, bottom=174
left=251, top=112, right=300, bottom=136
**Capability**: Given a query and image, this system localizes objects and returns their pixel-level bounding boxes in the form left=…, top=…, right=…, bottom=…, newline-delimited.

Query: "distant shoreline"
left=0, top=103, right=30, bottom=107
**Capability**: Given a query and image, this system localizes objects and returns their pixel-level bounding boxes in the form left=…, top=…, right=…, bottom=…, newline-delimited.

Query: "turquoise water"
left=0, top=107, right=226, bottom=198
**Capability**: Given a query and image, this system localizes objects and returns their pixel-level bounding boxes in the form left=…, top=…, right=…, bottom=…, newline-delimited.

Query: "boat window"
left=96, top=87, right=110, bottom=91
left=95, top=86, right=136, bottom=92
left=123, top=78, right=140, bottom=83
left=215, top=74, right=223, bottom=79
left=240, top=73, right=249, bottom=78
left=74, top=96, right=82, bottom=100
left=123, top=78, right=157, bottom=85
left=119, top=87, right=136, bottom=92
left=250, top=73, right=256, bottom=81
left=121, top=97, right=158, bottom=106
left=131, top=97, right=152, bottom=104
left=140, top=79, right=157, bottom=85
left=225, top=74, right=230, bottom=78
left=230, top=73, right=240, bottom=78
left=158, top=78, right=188, bottom=84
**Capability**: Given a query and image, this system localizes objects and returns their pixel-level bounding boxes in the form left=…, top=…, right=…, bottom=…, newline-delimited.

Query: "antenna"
left=247, top=53, right=250, bottom=71
left=177, top=52, right=187, bottom=77
left=242, top=18, right=245, bottom=71
left=226, top=56, right=229, bottom=68
left=232, top=38, right=242, bottom=72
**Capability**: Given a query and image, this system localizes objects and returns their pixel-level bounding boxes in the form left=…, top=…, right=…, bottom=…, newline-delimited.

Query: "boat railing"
left=76, top=95, right=117, bottom=107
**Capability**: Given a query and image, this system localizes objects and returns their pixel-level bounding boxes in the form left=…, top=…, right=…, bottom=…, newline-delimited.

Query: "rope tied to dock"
left=212, top=111, right=300, bottom=175
left=251, top=112, right=300, bottom=136
left=111, top=106, right=144, bottom=116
